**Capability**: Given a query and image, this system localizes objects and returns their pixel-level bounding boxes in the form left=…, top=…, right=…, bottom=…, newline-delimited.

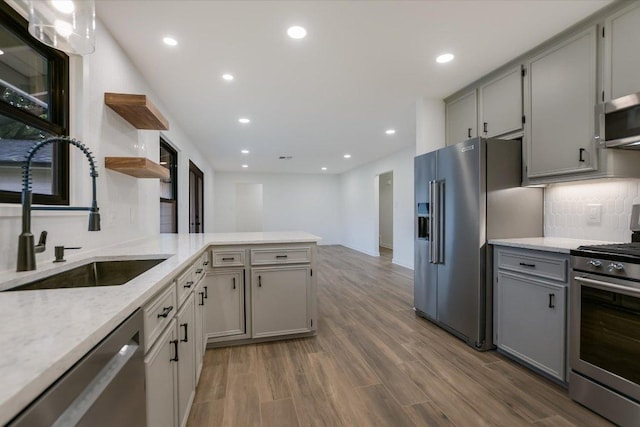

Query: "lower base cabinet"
left=145, top=319, right=178, bottom=427
left=205, top=269, right=245, bottom=339
left=194, top=281, right=206, bottom=380
left=176, top=294, right=196, bottom=427
left=252, top=266, right=311, bottom=338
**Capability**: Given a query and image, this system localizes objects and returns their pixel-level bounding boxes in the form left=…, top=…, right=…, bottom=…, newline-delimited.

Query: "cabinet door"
left=496, top=271, right=566, bottom=381
left=204, top=270, right=245, bottom=338
left=176, top=295, right=196, bottom=427
left=480, top=67, right=522, bottom=138
left=145, top=320, right=177, bottom=427
left=252, top=266, right=310, bottom=338
left=194, top=281, right=206, bottom=381
left=445, top=90, right=477, bottom=146
left=526, top=26, right=597, bottom=178
left=604, top=2, right=640, bottom=99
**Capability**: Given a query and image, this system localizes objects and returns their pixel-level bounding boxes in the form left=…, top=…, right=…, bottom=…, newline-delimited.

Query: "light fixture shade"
left=28, top=0, right=96, bottom=55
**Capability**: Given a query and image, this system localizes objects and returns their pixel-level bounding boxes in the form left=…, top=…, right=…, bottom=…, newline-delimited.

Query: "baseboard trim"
left=380, top=243, right=393, bottom=250
left=341, top=243, right=379, bottom=257
left=392, top=259, right=414, bottom=270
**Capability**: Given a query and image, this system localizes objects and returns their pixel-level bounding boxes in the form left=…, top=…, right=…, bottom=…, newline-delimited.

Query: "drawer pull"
left=198, top=292, right=205, bottom=306
left=157, top=306, right=173, bottom=318
left=519, top=262, right=536, bottom=268
left=548, top=293, right=555, bottom=309
left=232, top=277, right=236, bottom=290
left=184, top=281, right=194, bottom=288
left=222, top=257, right=234, bottom=261
left=180, top=323, right=189, bottom=342
left=170, top=339, right=179, bottom=362
left=203, top=261, right=209, bottom=266
left=195, top=268, right=203, bottom=274
left=276, top=255, right=288, bottom=259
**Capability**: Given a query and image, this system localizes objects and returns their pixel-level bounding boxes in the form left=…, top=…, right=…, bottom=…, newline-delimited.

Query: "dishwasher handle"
left=51, top=342, right=139, bottom=427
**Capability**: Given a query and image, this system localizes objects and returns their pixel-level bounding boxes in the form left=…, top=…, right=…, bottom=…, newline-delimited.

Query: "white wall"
left=0, top=19, right=215, bottom=272
left=213, top=172, right=341, bottom=245
left=545, top=178, right=640, bottom=242
left=340, top=146, right=414, bottom=268
left=416, top=97, right=445, bottom=155
left=379, top=171, right=393, bottom=249
left=235, top=183, right=263, bottom=232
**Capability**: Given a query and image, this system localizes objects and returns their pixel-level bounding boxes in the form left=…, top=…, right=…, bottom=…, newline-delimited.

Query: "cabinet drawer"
left=193, top=256, right=206, bottom=284
left=497, top=250, right=567, bottom=282
left=211, top=250, right=245, bottom=267
left=251, top=247, right=311, bottom=265
left=176, top=267, right=195, bottom=307
left=143, top=283, right=177, bottom=352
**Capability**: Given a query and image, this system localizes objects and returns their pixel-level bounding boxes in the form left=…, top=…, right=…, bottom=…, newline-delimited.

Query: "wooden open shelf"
left=104, top=93, right=169, bottom=130
left=105, top=157, right=170, bottom=179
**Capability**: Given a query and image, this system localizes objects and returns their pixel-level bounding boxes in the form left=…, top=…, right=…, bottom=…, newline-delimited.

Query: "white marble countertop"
left=0, top=231, right=320, bottom=425
left=488, top=237, right=617, bottom=254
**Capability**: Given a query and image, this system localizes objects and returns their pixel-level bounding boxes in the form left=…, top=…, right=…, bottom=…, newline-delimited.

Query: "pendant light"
left=28, top=0, right=96, bottom=55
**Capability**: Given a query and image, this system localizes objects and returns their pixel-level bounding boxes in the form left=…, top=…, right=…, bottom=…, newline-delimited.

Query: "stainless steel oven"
left=570, top=251, right=640, bottom=427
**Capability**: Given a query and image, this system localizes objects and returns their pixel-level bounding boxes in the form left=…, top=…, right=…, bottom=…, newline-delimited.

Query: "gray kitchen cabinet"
left=176, top=294, right=195, bottom=427
left=603, top=2, right=640, bottom=100
left=252, top=266, right=312, bottom=338
left=144, top=319, right=178, bottom=427
left=194, top=280, right=206, bottom=380
left=480, top=66, right=523, bottom=138
left=445, top=90, right=477, bottom=146
left=204, top=269, right=245, bottom=339
left=525, top=26, right=598, bottom=179
left=494, top=246, right=569, bottom=382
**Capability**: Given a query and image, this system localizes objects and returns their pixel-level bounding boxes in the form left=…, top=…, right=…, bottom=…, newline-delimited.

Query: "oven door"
left=571, top=273, right=640, bottom=402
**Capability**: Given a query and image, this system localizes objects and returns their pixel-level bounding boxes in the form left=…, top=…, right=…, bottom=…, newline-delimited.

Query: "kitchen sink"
left=7, top=258, right=167, bottom=291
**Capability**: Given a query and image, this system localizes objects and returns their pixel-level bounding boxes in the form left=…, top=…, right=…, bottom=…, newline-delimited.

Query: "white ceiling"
left=96, top=0, right=611, bottom=175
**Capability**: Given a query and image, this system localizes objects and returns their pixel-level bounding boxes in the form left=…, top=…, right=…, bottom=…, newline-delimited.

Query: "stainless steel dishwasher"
left=8, top=309, right=146, bottom=426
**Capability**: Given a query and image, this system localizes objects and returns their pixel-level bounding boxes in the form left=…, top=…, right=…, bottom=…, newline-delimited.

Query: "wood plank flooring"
left=187, top=245, right=612, bottom=427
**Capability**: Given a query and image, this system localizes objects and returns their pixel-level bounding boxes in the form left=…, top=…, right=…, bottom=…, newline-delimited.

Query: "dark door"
left=189, top=161, right=204, bottom=233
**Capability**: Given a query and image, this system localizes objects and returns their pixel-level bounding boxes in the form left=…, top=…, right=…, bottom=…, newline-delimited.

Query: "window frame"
left=160, top=138, right=178, bottom=233
left=0, top=2, right=69, bottom=205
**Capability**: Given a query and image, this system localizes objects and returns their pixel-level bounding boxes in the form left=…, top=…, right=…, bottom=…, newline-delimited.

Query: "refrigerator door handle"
left=438, top=181, right=445, bottom=264
left=429, top=180, right=437, bottom=264
left=431, top=180, right=440, bottom=264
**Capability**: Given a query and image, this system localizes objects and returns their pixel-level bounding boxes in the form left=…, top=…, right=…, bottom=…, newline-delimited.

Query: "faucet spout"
left=17, top=136, right=100, bottom=272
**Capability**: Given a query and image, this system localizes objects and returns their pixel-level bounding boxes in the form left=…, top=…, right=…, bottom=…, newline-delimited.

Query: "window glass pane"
left=160, top=201, right=177, bottom=233
left=160, top=143, right=175, bottom=200
left=0, top=24, right=49, bottom=120
left=0, top=112, right=55, bottom=194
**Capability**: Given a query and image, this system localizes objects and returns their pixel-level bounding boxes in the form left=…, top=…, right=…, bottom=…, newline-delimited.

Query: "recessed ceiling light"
left=385, top=129, right=396, bottom=135
left=241, top=149, right=250, bottom=154
left=163, top=36, right=178, bottom=46
left=344, top=154, right=351, bottom=159
left=321, top=167, right=327, bottom=171
left=242, top=164, right=248, bottom=168
left=51, top=0, right=75, bottom=14
left=222, top=74, right=234, bottom=81
left=287, top=26, right=307, bottom=39
left=238, top=118, right=250, bottom=124
left=436, top=53, right=454, bottom=63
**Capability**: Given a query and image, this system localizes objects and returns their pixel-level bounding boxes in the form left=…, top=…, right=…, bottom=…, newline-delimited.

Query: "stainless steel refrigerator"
left=414, top=137, right=543, bottom=351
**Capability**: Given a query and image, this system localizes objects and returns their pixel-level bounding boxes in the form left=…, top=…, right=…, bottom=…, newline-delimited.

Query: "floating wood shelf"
left=105, top=157, right=170, bottom=179
left=104, top=93, right=169, bottom=130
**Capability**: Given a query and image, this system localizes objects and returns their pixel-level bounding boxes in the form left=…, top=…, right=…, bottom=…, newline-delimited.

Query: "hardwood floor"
left=187, top=245, right=612, bottom=427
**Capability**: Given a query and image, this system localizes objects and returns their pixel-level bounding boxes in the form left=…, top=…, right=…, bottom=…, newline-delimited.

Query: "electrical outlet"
left=587, top=203, right=602, bottom=225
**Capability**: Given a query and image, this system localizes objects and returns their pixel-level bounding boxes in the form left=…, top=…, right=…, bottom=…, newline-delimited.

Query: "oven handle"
left=574, top=276, right=640, bottom=296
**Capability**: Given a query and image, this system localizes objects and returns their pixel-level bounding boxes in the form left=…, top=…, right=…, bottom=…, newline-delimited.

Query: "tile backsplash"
left=545, top=179, right=640, bottom=243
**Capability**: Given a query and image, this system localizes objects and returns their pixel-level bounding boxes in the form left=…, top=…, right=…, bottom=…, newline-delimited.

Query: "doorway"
left=189, top=160, right=204, bottom=233
left=378, top=171, right=393, bottom=259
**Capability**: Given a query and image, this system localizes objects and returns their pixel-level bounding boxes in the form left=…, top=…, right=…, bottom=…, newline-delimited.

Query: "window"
left=0, top=3, right=69, bottom=205
left=160, top=138, right=178, bottom=233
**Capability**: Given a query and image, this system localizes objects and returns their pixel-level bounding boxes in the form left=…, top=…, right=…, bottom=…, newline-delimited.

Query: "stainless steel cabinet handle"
left=157, top=306, right=173, bottom=318
left=548, top=293, right=555, bottom=308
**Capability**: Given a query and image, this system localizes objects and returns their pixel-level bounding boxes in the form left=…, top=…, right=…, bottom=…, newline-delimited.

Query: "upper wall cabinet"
left=603, top=2, right=640, bottom=100
left=445, top=90, right=477, bottom=146
left=525, top=26, right=598, bottom=179
left=480, top=67, right=523, bottom=139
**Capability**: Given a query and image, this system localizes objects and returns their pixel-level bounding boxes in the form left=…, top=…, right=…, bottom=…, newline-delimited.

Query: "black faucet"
left=17, top=136, right=101, bottom=271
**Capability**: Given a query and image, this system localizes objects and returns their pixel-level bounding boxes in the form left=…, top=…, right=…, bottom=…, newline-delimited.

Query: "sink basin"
left=8, top=258, right=167, bottom=291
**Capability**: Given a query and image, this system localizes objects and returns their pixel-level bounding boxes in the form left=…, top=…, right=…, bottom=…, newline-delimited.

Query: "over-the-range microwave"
left=595, top=91, right=640, bottom=149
